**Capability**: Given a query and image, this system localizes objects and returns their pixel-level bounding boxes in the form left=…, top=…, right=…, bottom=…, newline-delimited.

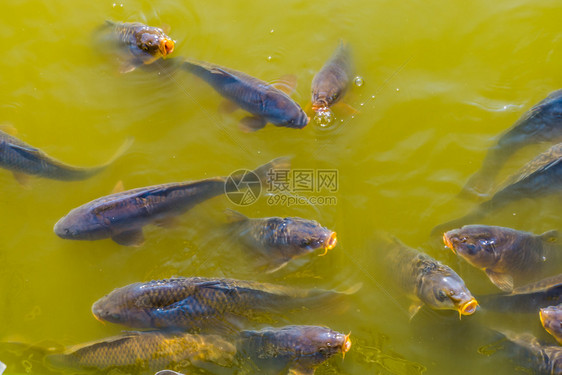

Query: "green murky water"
left=2, top=0, right=562, bottom=374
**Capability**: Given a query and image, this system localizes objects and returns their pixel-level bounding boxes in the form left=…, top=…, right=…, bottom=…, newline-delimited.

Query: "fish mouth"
left=91, top=310, right=106, bottom=325
left=457, top=298, right=478, bottom=318
left=319, top=232, right=337, bottom=256
left=342, top=332, right=352, bottom=359
left=539, top=308, right=548, bottom=328
left=443, top=233, right=456, bottom=254
left=311, top=100, right=329, bottom=112
left=159, top=38, right=175, bottom=56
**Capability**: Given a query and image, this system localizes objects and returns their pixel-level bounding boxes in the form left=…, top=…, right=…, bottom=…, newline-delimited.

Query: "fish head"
left=420, top=269, right=478, bottom=317
left=136, top=28, right=175, bottom=59
left=286, top=326, right=351, bottom=365
left=91, top=283, right=153, bottom=328
left=540, top=305, right=562, bottom=343
left=54, top=206, right=110, bottom=241
left=284, top=218, right=337, bottom=255
left=266, top=94, right=309, bottom=129
left=312, top=88, right=340, bottom=112
left=443, top=225, right=504, bottom=269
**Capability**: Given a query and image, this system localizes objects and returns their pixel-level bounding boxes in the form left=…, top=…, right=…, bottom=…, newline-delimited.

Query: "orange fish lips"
left=319, top=232, right=337, bottom=256
left=342, top=332, right=352, bottom=359
left=442, top=232, right=456, bottom=254
left=159, top=38, right=175, bottom=56
left=457, top=298, right=478, bottom=318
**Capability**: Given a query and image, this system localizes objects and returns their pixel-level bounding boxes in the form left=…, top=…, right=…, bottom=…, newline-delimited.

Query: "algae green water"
left=2, top=0, right=562, bottom=374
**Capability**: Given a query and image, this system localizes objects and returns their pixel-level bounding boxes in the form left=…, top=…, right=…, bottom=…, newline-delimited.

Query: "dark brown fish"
left=54, top=158, right=289, bottom=246
left=0, top=129, right=132, bottom=184
left=541, top=304, right=562, bottom=345
left=477, top=273, right=562, bottom=313
left=443, top=225, right=558, bottom=292
left=382, top=237, right=478, bottom=318
left=226, top=210, right=337, bottom=272
left=311, top=41, right=353, bottom=113
left=499, top=332, right=562, bottom=374
left=92, top=277, right=357, bottom=332
left=45, top=331, right=235, bottom=374
left=181, top=59, right=309, bottom=132
left=432, top=142, right=562, bottom=235
left=461, top=90, right=562, bottom=198
left=104, top=21, right=175, bottom=73
left=237, top=325, right=351, bottom=375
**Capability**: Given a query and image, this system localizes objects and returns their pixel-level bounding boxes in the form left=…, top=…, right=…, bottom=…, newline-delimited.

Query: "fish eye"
left=110, top=313, right=121, bottom=321
left=437, top=290, right=447, bottom=301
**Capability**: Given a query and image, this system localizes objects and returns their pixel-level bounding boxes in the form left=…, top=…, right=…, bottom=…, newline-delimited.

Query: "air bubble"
left=354, top=76, right=364, bottom=87
left=314, top=109, right=333, bottom=127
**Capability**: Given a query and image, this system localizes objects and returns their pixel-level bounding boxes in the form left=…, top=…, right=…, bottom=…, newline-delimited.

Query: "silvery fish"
left=461, top=90, right=562, bottom=198
left=433, top=142, right=562, bottom=234
left=182, top=59, right=309, bottom=132
left=540, top=304, right=562, bottom=345
left=443, top=225, right=558, bottom=292
left=499, top=332, right=562, bottom=374
left=237, top=325, right=351, bottom=375
left=0, top=128, right=131, bottom=184
left=54, top=157, right=288, bottom=246
left=226, top=210, right=337, bottom=272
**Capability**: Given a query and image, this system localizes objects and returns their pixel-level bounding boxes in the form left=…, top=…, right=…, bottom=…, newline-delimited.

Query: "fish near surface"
left=45, top=331, right=235, bottom=374
left=181, top=58, right=309, bottom=132
left=92, top=277, right=357, bottom=332
left=237, top=325, right=351, bottom=375
left=432, top=142, right=562, bottom=235
left=540, top=304, right=562, bottom=345
left=103, top=20, right=175, bottom=73
left=54, top=157, right=289, bottom=246
left=0, top=129, right=132, bottom=184
left=311, top=41, right=353, bottom=121
left=477, top=273, right=562, bottom=313
left=226, top=210, right=337, bottom=272
left=443, top=225, right=559, bottom=292
left=381, top=237, right=478, bottom=319
left=461, top=89, right=562, bottom=198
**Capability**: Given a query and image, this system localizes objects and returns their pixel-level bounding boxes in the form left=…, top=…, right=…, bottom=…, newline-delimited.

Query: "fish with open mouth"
left=226, top=210, right=337, bottom=272
left=443, top=225, right=558, bottom=292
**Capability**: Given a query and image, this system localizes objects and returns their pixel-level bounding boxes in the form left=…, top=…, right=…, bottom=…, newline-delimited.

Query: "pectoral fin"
left=119, top=61, right=138, bottom=74
left=224, top=209, right=248, bottom=223
left=408, top=302, right=423, bottom=320
left=218, top=100, right=239, bottom=114
left=288, top=364, right=314, bottom=375
left=265, top=258, right=290, bottom=274
left=154, top=216, right=180, bottom=228
left=239, top=116, right=267, bottom=132
left=333, top=101, right=359, bottom=115
left=12, top=172, right=31, bottom=189
left=540, top=230, right=559, bottom=243
left=111, top=180, right=125, bottom=194
left=0, top=123, right=18, bottom=136
left=112, top=229, right=145, bottom=246
left=485, top=269, right=513, bottom=292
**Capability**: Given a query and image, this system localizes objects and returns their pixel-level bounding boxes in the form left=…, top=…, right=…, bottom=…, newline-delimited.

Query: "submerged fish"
left=311, top=41, right=353, bottom=113
left=226, top=210, right=337, bottom=272
left=499, top=332, right=562, bottom=374
left=382, top=238, right=478, bottom=318
left=182, top=59, right=309, bottom=132
left=104, top=20, right=175, bottom=73
left=0, top=129, right=131, bottom=184
left=92, top=277, right=356, bottom=332
left=433, top=142, right=562, bottom=234
left=237, top=325, right=351, bottom=375
left=443, top=225, right=558, bottom=292
left=45, top=331, right=235, bottom=374
left=477, top=273, right=562, bottom=313
left=54, top=157, right=288, bottom=246
left=461, top=90, right=562, bottom=198
left=540, top=304, right=562, bottom=345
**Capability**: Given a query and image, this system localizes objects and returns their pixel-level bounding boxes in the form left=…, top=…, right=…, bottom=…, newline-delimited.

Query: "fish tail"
left=294, top=283, right=361, bottom=314
left=251, top=156, right=291, bottom=185
left=50, top=137, right=134, bottom=181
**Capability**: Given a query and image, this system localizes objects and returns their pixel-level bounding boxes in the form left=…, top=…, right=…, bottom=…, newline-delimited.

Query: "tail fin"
left=252, top=156, right=291, bottom=185
left=294, top=283, right=362, bottom=315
